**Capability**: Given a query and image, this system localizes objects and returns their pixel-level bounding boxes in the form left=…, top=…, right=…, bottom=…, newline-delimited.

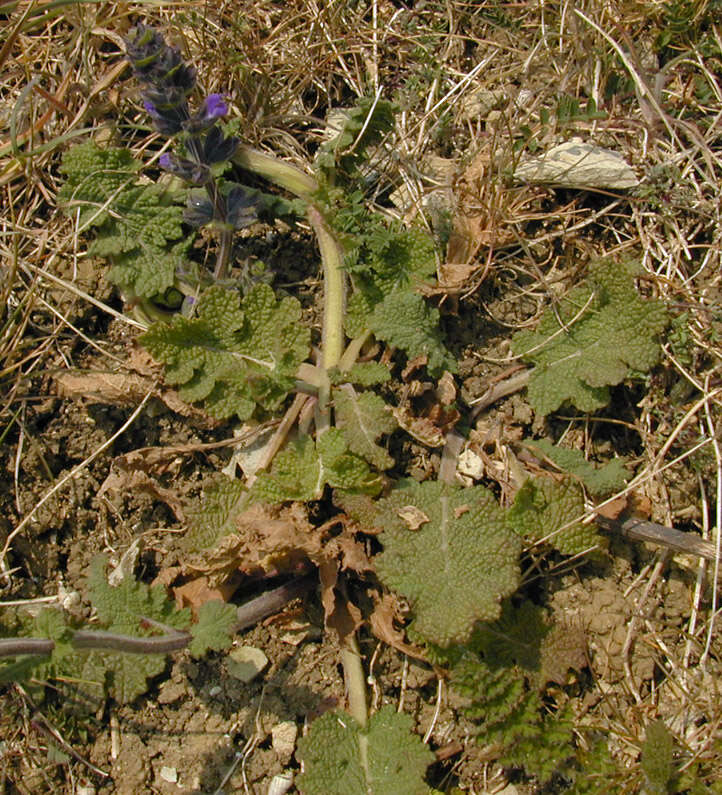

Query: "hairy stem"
left=213, top=225, right=233, bottom=281
left=0, top=576, right=317, bottom=659
left=307, top=204, right=346, bottom=372
left=341, top=632, right=368, bottom=728
left=233, top=145, right=318, bottom=197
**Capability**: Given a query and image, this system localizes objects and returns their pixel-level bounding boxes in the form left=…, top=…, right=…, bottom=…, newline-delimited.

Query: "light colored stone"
left=271, top=721, right=298, bottom=762
left=458, top=448, right=485, bottom=480
left=159, top=766, right=178, bottom=783
left=226, top=646, right=269, bottom=682
left=514, top=137, right=638, bottom=189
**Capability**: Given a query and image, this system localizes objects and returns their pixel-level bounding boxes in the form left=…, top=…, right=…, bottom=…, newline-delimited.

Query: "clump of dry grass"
left=0, top=1, right=721, bottom=792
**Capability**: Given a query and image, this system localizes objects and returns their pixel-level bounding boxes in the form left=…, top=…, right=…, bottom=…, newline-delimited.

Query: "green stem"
left=306, top=205, right=346, bottom=371
left=338, top=330, right=373, bottom=373
left=341, top=632, right=368, bottom=728
left=213, top=226, right=233, bottom=281
left=233, top=145, right=318, bottom=197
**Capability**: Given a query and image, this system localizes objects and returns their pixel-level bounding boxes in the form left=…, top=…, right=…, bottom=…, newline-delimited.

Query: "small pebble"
left=160, top=766, right=178, bottom=783
left=271, top=721, right=298, bottom=762
left=226, top=646, right=269, bottom=682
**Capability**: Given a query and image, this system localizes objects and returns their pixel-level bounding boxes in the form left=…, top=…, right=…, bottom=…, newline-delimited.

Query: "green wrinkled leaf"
left=508, top=478, right=604, bottom=556
left=188, top=601, right=236, bottom=658
left=369, top=288, right=456, bottom=377
left=296, top=706, right=433, bottom=795
left=370, top=480, right=521, bottom=646
left=333, top=385, right=397, bottom=469
left=141, top=284, right=310, bottom=420
left=527, top=438, right=628, bottom=496
left=252, top=429, right=381, bottom=503
left=185, top=476, right=249, bottom=550
left=58, top=141, right=189, bottom=297
left=512, top=259, right=668, bottom=416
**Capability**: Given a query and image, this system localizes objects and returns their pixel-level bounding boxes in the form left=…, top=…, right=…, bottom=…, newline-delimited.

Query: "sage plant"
left=126, top=24, right=257, bottom=280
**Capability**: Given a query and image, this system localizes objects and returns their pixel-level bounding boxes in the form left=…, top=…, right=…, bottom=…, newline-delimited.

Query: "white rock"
left=458, top=448, right=485, bottom=480
left=159, top=766, right=178, bottom=783
left=267, top=771, right=294, bottom=795
left=271, top=721, right=298, bottom=762
left=514, top=138, right=638, bottom=189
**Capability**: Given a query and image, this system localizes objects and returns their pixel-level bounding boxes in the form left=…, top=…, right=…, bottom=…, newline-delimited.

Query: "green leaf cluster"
left=450, top=651, right=620, bottom=789
left=330, top=191, right=455, bottom=376
left=0, top=557, right=235, bottom=705
left=0, top=608, right=79, bottom=695
left=58, top=141, right=190, bottom=298
left=296, top=705, right=433, bottom=795
left=83, top=555, right=192, bottom=703
left=512, top=259, right=668, bottom=416
left=333, top=385, right=397, bottom=470
left=141, top=283, right=310, bottom=420
left=252, top=429, right=382, bottom=503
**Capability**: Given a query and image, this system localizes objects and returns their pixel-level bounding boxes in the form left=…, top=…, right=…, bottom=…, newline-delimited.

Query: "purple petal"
left=203, top=93, right=228, bottom=119
left=143, top=99, right=160, bottom=118
left=159, top=153, right=172, bottom=169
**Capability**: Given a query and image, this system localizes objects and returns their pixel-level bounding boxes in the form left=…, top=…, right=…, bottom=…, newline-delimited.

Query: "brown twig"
left=595, top=515, right=718, bottom=564
left=0, top=576, right=317, bottom=659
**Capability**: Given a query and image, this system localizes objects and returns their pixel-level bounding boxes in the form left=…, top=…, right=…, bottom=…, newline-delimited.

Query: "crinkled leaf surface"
left=296, top=706, right=433, bottom=795
left=527, top=439, right=628, bottom=496
left=58, top=141, right=140, bottom=227
left=451, top=653, right=578, bottom=785
left=330, top=362, right=391, bottom=386
left=508, top=478, right=604, bottom=556
left=512, top=259, right=668, bottom=415
left=58, top=141, right=188, bottom=297
left=370, top=288, right=457, bottom=377
left=85, top=556, right=191, bottom=703
left=0, top=608, right=79, bottom=687
left=252, top=429, right=380, bottom=503
left=88, top=555, right=190, bottom=635
left=188, top=600, right=236, bottom=658
left=372, top=480, right=521, bottom=646
left=185, top=476, right=249, bottom=550
left=333, top=385, right=397, bottom=469
left=141, top=284, right=310, bottom=420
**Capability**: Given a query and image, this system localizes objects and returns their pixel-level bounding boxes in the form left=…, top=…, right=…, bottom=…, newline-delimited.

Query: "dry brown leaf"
left=326, top=532, right=374, bottom=574
left=54, top=371, right=155, bottom=405
left=97, top=469, right=186, bottom=522
left=318, top=560, right=362, bottom=645
left=173, top=577, right=237, bottom=617
left=183, top=502, right=322, bottom=586
left=397, top=505, right=430, bottom=531
left=435, top=371, right=457, bottom=406
left=438, top=261, right=480, bottom=289
left=369, top=592, right=426, bottom=660
left=392, top=405, right=445, bottom=447
left=401, top=355, right=428, bottom=382
left=596, top=496, right=629, bottom=520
